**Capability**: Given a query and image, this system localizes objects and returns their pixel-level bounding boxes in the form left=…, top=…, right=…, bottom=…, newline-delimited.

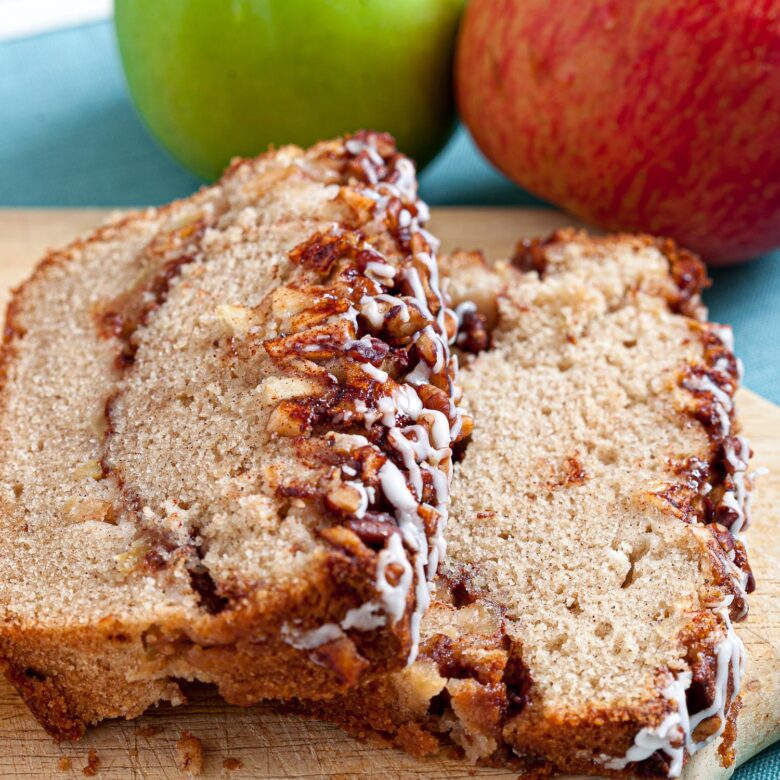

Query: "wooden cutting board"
left=0, top=208, right=777, bottom=780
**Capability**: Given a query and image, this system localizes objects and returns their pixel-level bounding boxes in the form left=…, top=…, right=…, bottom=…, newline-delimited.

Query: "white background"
left=0, top=0, right=111, bottom=42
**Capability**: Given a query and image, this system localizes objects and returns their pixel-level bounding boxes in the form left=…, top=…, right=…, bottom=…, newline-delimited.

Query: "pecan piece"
left=349, top=512, right=398, bottom=547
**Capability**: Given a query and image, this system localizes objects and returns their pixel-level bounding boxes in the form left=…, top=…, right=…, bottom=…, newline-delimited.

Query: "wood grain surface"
left=0, top=208, right=776, bottom=780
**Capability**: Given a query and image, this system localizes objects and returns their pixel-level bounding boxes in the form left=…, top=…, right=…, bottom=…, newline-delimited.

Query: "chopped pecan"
left=311, top=637, right=370, bottom=688
left=417, top=384, right=456, bottom=424
left=457, top=309, right=490, bottom=354
left=348, top=512, right=398, bottom=547
left=384, top=300, right=429, bottom=343
left=511, top=238, right=549, bottom=276
left=267, top=400, right=311, bottom=437
left=345, top=336, right=390, bottom=365
left=263, top=319, right=354, bottom=361
left=325, top=480, right=366, bottom=516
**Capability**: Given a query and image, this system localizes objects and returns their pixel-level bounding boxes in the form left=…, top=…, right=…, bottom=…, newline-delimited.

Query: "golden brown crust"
left=0, top=550, right=406, bottom=740
left=1, top=659, right=86, bottom=741
left=0, top=530, right=413, bottom=740
left=0, top=622, right=183, bottom=740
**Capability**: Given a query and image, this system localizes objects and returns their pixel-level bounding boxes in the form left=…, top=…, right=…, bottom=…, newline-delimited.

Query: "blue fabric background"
left=0, top=22, right=777, bottom=777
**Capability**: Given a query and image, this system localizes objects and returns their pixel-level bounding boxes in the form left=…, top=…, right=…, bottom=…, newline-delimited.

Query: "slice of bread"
left=0, top=133, right=470, bottom=738
left=296, top=231, right=755, bottom=778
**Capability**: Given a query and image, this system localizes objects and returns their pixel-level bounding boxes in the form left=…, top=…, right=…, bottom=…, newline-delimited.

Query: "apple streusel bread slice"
left=0, top=133, right=469, bottom=738
left=297, top=231, right=754, bottom=779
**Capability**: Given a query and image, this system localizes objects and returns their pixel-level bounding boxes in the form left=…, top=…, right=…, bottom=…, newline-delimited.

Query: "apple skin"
left=115, top=0, right=464, bottom=180
left=456, top=0, right=780, bottom=264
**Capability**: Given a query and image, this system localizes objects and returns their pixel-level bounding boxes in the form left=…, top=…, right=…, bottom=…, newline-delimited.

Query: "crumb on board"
left=223, top=757, right=243, bottom=771
left=57, top=757, right=72, bottom=772
left=82, top=748, right=100, bottom=776
left=136, top=724, right=163, bottom=738
left=175, top=730, right=204, bottom=776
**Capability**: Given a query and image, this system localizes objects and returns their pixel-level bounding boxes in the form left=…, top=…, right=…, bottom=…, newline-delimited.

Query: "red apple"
left=456, top=0, right=780, bottom=264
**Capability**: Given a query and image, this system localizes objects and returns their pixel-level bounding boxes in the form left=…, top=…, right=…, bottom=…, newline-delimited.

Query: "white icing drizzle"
left=342, top=304, right=358, bottom=328
left=281, top=622, right=345, bottom=651
left=379, top=460, right=431, bottom=664
left=375, top=293, right=411, bottom=322
left=359, top=293, right=412, bottom=328
left=682, top=325, right=754, bottom=594
left=417, top=226, right=439, bottom=252
left=687, top=373, right=733, bottom=435
left=454, top=301, right=480, bottom=347
left=403, top=356, right=432, bottom=385
left=281, top=601, right=388, bottom=650
left=359, top=295, right=385, bottom=329
left=401, top=424, right=447, bottom=466
left=725, top=560, right=750, bottom=622
left=454, top=300, right=477, bottom=323
left=603, top=674, right=691, bottom=777
left=603, top=609, right=745, bottom=777
left=687, top=611, right=745, bottom=749
left=345, top=136, right=385, bottom=167
left=282, top=135, right=464, bottom=664
left=392, top=158, right=417, bottom=201
left=388, top=427, right=424, bottom=499
left=360, top=362, right=389, bottom=383
left=392, top=384, right=425, bottom=420
left=717, top=433, right=755, bottom=620
left=332, top=432, right=370, bottom=449
left=713, top=324, right=735, bottom=352
left=402, top=265, right=434, bottom=320
left=415, top=199, right=431, bottom=224
left=419, top=409, right=451, bottom=450
left=347, top=480, right=370, bottom=519
left=355, top=155, right=460, bottom=660
left=721, top=435, right=750, bottom=538
left=683, top=324, right=736, bottom=437
left=340, top=601, right=387, bottom=631
left=425, top=462, right=450, bottom=574
left=365, top=260, right=396, bottom=281
left=375, top=531, right=414, bottom=623
left=703, top=592, right=734, bottom=611
left=369, top=382, right=452, bottom=623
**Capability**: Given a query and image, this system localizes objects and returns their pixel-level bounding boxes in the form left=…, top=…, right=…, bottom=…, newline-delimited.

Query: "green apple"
left=115, top=0, right=464, bottom=180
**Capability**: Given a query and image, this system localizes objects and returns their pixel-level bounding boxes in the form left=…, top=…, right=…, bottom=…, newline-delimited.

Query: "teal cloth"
left=0, top=23, right=778, bottom=778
